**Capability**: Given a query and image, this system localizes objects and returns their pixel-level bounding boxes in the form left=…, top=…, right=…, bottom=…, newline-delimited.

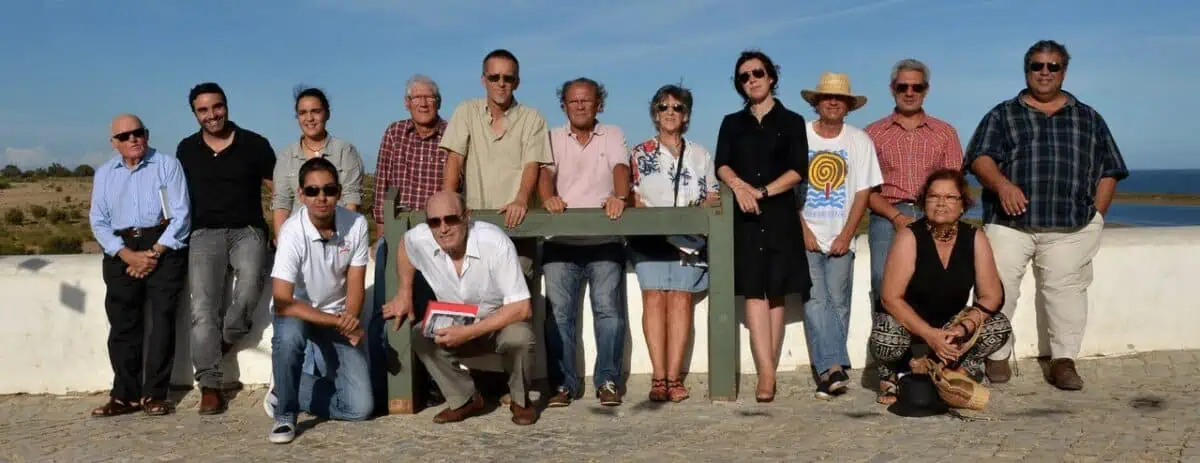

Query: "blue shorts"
left=630, top=249, right=709, bottom=293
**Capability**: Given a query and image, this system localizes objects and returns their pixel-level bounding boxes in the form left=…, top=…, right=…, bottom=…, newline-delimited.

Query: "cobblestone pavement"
left=2, top=350, right=1199, bottom=462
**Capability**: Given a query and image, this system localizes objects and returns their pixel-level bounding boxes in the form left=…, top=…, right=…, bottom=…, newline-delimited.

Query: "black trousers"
left=101, top=232, right=187, bottom=402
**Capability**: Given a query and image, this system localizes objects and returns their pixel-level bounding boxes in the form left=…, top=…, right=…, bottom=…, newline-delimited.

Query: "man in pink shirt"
left=537, top=77, right=631, bottom=408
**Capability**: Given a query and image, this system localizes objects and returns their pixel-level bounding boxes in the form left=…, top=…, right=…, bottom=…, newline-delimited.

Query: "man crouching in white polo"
left=264, top=157, right=372, bottom=443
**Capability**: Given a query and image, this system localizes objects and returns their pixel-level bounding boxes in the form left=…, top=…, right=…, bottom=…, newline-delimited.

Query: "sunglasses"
left=302, top=184, right=341, bottom=197
left=112, top=127, right=148, bottom=142
left=426, top=214, right=463, bottom=228
left=655, top=103, right=687, bottom=113
left=893, top=83, right=928, bottom=93
left=1027, top=61, right=1063, bottom=73
left=486, top=73, right=517, bottom=84
left=737, top=68, right=767, bottom=84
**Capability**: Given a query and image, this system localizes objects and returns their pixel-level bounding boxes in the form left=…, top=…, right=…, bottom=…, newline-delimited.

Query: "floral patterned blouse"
left=631, top=137, right=719, bottom=208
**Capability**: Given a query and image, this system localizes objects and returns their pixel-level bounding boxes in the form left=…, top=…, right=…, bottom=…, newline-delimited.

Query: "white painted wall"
left=2, top=226, right=1197, bottom=395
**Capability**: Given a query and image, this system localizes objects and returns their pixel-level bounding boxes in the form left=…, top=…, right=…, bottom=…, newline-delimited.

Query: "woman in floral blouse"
left=628, top=84, right=719, bottom=402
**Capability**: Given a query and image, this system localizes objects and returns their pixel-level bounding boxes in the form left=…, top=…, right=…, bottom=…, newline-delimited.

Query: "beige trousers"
left=411, top=320, right=536, bottom=408
left=985, top=213, right=1104, bottom=360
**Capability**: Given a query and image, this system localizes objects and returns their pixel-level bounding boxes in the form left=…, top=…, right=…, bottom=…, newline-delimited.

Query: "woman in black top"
left=870, top=169, right=1012, bottom=405
left=714, top=50, right=811, bottom=402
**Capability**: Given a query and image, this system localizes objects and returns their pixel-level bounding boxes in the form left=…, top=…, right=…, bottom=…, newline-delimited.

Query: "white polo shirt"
left=271, top=205, right=370, bottom=314
left=403, top=220, right=530, bottom=319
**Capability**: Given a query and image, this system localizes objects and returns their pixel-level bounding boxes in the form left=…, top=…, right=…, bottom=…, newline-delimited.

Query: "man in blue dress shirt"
left=88, top=113, right=191, bottom=417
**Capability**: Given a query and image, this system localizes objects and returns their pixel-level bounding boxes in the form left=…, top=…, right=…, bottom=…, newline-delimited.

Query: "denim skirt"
left=630, top=248, right=709, bottom=293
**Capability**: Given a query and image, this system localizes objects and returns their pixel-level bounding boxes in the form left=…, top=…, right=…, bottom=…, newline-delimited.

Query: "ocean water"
left=965, top=169, right=1200, bottom=227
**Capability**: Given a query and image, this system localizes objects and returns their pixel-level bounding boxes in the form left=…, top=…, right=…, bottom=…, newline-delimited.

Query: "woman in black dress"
left=714, top=50, right=811, bottom=402
left=870, top=168, right=1012, bottom=405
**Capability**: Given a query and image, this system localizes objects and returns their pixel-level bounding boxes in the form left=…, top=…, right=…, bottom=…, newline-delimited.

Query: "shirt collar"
left=300, top=205, right=340, bottom=243
left=1013, top=89, right=1079, bottom=109
left=431, top=221, right=481, bottom=259
left=481, top=99, right=521, bottom=119
left=404, top=118, right=446, bottom=138
left=884, top=110, right=930, bottom=128
left=109, top=148, right=158, bottom=170
left=559, top=121, right=606, bottom=137
left=292, top=135, right=337, bottom=160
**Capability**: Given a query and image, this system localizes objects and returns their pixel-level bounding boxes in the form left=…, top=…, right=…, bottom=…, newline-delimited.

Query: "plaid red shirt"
left=373, top=118, right=448, bottom=221
left=864, top=112, right=963, bottom=202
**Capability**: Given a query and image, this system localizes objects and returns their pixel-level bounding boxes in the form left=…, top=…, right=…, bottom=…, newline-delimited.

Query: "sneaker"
left=263, top=376, right=277, bottom=419
left=597, top=381, right=622, bottom=407
left=546, top=386, right=572, bottom=408
left=268, top=421, right=295, bottom=444
left=828, top=369, right=851, bottom=393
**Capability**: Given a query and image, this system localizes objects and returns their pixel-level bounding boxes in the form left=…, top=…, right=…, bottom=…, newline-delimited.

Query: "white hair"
left=890, top=58, right=930, bottom=84
left=405, top=74, right=441, bottom=103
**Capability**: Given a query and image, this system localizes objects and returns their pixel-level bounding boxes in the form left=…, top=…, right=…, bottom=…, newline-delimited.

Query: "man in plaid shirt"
left=369, top=74, right=448, bottom=412
left=965, top=40, right=1128, bottom=391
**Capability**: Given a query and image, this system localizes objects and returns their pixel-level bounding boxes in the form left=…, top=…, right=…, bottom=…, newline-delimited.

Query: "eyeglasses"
left=486, top=74, right=517, bottom=84
left=893, top=83, right=927, bottom=93
left=655, top=103, right=687, bottom=113
left=925, top=194, right=962, bottom=204
left=302, top=184, right=341, bottom=197
left=426, top=214, right=463, bottom=228
left=1027, top=61, right=1063, bottom=73
left=112, top=127, right=148, bottom=142
left=737, top=68, right=767, bottom=84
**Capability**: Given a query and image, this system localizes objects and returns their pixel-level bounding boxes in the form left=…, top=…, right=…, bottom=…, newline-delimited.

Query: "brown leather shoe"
left=198, top=387, right=226, bottom=415
left=510, top=398, right=538, bottom=426
left=986, top=358, right=1012, bottom=384
left=597, top=382, right=622, bottom=406
left=432, top=394, right=484, bottom=424
left=1048, top=358, right=1084, bottom=391
left=546, top=387, right=572, bottom=408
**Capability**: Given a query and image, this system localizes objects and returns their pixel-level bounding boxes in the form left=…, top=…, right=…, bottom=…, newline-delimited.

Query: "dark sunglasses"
left=655, top=103, right=687, bottom=113
left=1028, top=61, right=1063, bottom=73
left=486, top=73, right=517, bottom=84
left=737, top=68, right=767, bottom=84
left=426, top=214, right=463, bottom=228
left=112, top=127, right=148, bottom=142
left=302, top=184, right=341, bottom=197
left=893, top=83, right=928, bottom=93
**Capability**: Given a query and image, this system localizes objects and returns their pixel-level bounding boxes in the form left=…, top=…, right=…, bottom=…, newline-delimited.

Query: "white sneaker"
left=263, top=376, right=277, bottom=419
left=268, top=422, right=295, bottom=444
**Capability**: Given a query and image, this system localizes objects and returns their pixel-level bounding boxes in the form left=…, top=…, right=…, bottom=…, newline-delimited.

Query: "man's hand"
left=891, top=213, right=915, bottom=231
left=498, top=199, right=529, bottom=228
left=701, top=191, right=720, bottom=207
left=602, top=195, right=625, bottom=219
left=335, top=312, right=360, bottom=337
left=119, top=249, right=157, bottom=277
left=344, top=327, right=365, bottom=346
left=433, top=325, right=476, bottom=348
left=543, top=196, right=567, bottom=214
left=382, top=296, right=414, bottom=331
left=997, top=182, right=1029, bottom=216
left=829, top=232, right=852, bottom=256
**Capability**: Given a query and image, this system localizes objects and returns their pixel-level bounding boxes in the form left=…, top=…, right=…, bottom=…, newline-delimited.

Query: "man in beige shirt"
left=439, top=48, right=553, bottom=276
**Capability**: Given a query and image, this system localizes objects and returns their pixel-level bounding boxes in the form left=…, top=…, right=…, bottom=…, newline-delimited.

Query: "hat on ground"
left=800, top=72, right=868, bottom=111
left=887, top=373, right=950, bottom=418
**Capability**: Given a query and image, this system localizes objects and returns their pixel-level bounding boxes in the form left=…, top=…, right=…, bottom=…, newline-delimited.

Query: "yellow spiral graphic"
left=808, top=151, right=846, bottom=198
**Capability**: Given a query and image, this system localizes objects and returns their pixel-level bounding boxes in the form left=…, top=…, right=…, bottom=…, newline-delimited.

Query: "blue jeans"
left=271, top=315, right=373, bottom=425
left=867, top=203, right=923, bottom=311
left=802, top=250, right=855, bottom=374
left=370, top=240, right=389, bottom=414
left=542, top=241, right=627, bottom=396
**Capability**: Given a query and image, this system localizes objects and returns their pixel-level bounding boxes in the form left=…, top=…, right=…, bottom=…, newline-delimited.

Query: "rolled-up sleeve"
left=964, top=106, right=1010, bottom=167
left=714, top=115, right=733, bottom=171
left=156, top=157, right=191, bottom=250
left=941, top=126, right=965, bottom=172
left=438, top=103, right=471, bottom=156
left=340, top=143, right=365, bottom=206
left=1093, top=113, right=1129, bottom=181
left=271, top=148, right=294, bottom=211
left=89, top=166, right=125, bottom=256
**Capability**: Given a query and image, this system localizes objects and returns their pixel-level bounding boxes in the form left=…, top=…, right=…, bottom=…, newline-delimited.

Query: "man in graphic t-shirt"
left=797, top=72, right=884, bottom=400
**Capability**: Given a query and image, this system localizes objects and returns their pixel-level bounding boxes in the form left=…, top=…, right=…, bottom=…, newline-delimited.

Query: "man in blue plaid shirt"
left=964, top=40, right=1128, bottom=391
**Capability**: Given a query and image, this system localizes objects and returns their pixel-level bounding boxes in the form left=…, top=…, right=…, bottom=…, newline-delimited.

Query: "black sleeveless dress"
left=900, top=218, right=976, bottom=327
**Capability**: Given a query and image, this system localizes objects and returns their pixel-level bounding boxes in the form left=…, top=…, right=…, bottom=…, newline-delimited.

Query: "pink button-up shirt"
left=548, top=122, right=628, bottom=208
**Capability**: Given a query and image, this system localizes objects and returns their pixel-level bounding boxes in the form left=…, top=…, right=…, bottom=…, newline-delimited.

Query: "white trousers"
left=985, top=213, right=1104, bottom=360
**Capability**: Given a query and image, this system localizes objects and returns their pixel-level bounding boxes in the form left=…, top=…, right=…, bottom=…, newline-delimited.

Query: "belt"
left=115, top=221, right=168, bottom=239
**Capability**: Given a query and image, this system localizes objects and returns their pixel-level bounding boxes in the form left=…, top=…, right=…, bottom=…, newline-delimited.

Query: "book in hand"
left=421, top=301, right=479, bottom=338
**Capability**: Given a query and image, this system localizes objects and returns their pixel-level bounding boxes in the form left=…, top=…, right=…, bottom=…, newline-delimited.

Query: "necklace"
left=926, top=221, right=958, bottom=242
left=302, top=136, right=329, bottom=156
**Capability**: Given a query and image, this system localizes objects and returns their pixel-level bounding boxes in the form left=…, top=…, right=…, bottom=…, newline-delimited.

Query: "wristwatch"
left=758, top=186, right=769, bottom=197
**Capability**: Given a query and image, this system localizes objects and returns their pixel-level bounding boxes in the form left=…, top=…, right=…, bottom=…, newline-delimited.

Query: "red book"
left=421, top=301, right=479, bottom=338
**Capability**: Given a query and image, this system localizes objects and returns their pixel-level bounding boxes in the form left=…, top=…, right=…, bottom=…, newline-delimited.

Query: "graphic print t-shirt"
left=801, top=121, right=883, bottom=254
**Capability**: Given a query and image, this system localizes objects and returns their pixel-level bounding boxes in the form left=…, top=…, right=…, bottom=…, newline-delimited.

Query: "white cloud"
left=2, top=147, right=50, bottom=169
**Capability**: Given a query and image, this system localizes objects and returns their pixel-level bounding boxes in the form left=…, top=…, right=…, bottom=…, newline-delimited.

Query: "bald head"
left=109, top=113, right=149, bottom=161
left=425, top=191, right=467, bottom=218
left=110, top=113, right=144, bottom=136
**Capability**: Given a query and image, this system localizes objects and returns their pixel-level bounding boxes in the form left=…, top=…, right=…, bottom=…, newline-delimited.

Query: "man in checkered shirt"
left=964, top=40, right=1129, bottom=391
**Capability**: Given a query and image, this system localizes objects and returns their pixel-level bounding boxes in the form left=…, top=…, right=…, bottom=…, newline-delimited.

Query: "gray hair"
left=890, top=58, right=929, bottom=84
left=649, top=84, right=694, bottom=135
left=405, top=74, right=442, bottom=107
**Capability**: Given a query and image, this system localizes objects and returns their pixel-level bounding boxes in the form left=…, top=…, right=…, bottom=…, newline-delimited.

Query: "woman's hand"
left=920, top=326, right=963, bottom=363
left=731, top=185, right=761, bottom=214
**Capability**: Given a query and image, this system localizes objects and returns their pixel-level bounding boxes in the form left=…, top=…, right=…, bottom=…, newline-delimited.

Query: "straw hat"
left=801, top=72, right=868, bottom=111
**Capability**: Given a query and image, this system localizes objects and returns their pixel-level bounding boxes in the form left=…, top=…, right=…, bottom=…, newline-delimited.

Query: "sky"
left=1, top=0, right=1198, bottom=171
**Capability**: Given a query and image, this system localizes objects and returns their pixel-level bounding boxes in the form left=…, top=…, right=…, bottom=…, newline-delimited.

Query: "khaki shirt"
left=439, top=98, right=553, bottom=210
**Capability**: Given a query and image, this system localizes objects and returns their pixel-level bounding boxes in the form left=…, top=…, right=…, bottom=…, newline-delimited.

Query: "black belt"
left=115, top=221, right=168, bottom=240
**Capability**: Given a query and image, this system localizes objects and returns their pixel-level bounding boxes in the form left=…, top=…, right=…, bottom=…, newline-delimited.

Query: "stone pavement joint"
left=2, top=350, right=1199, bottom=461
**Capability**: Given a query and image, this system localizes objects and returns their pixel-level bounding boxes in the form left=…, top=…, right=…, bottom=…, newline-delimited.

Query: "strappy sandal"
left=91, top=398, right=140, bottom=418
left=876, top=379, right=898, bottom=405
left=649, top=378, right=669, bottom=402
left=142, top=398, right=172, bottom=416
left=666, top=378, right=689, bottom=403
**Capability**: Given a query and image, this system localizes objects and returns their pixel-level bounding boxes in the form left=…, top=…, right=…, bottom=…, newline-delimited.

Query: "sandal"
left=876, top=379, right=898, bottom=405
left=649, top=378, right=669, bottom=402
left=91, top=398, right=141, bottom=418
left=666, top=378, right=689, bottom=403
left=142, top=398, right=172, bottom=416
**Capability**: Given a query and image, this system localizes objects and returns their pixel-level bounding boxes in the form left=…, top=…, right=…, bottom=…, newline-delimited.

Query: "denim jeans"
left=802, top=250, right=855, bottom=374
left=188, top=226, right=268, bottom=389
left=867, top=203, right=923, bottom=311
left=271, top=315, right=373, bottom=425
left=542, top=241, right=627, bottom=396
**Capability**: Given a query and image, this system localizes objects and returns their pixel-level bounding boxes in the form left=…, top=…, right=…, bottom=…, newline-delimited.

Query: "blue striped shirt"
left=89, top=149, right=191, bottom=256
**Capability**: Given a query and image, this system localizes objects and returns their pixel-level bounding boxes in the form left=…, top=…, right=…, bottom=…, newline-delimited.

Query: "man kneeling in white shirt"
left=383, top=191, right=538, bottom=426
left=265, top=157, right=372, bottom=444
